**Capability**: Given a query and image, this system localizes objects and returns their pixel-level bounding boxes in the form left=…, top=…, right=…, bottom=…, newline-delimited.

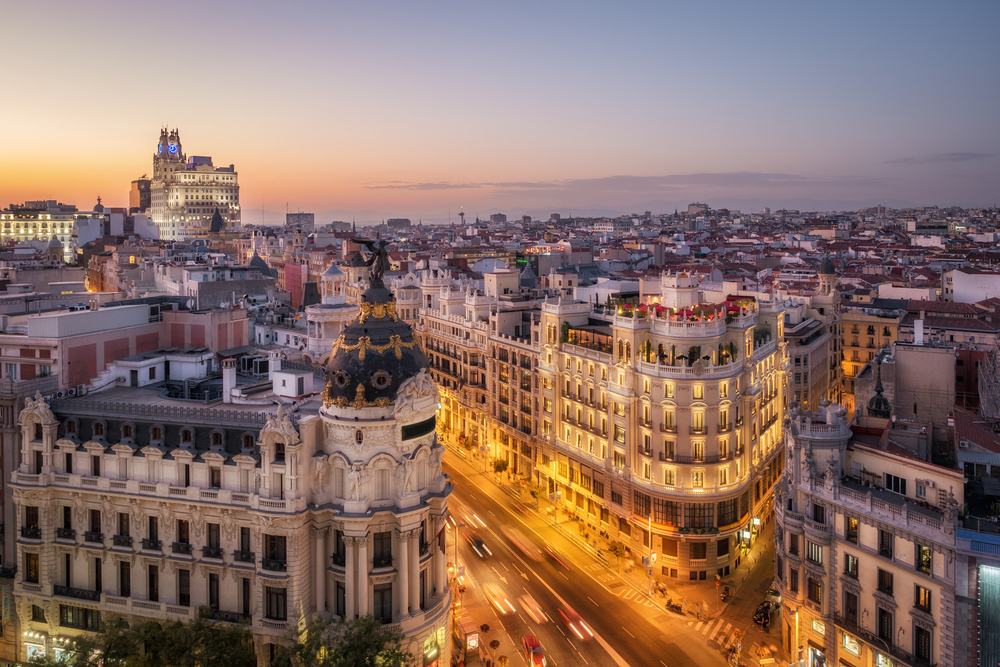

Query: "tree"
left=493, top=459, right=509, bottom=475
left=607, top=540, right=627, bottom=571
left=27, top=615, right=255, bottom=667
left=274, top=616, right=412, bottom=667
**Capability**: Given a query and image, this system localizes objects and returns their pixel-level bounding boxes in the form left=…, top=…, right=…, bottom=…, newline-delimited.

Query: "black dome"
left=323, top=284, right=428, bottom=409
left=819, top=256, right=836, bottom=275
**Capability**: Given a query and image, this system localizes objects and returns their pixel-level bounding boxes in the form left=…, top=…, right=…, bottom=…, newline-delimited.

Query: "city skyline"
left=2, top=1, right=998, bottom=219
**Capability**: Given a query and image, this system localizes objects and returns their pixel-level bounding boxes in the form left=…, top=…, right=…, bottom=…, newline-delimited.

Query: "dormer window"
left=212, top=432, right=223, bottom=447
left=93, top=422, right=104, bottom=437
left=242, top=434, right=254, bottom=450
left=181, top=429, right=192, bottom=444
left=275, top=441, right=285, bottom=461
left=34, top=423, right=43, bottom=441
left=152, top=427, right=162, bottom=441
left=66, top=421, right=76, bottom=435
left=122, top=425, right=133, bottom=439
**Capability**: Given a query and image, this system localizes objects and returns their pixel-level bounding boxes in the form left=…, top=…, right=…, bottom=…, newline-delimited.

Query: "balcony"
left=331, top=552, right=346, bottom=567
left=56, top=528, right=76, bottom=540
left=717, top=422, right=733, bottom=434
left=20, top=527, right=41, bottom=539
left=84, top=531, right=103, bottom=543
left=659, top=452, right=674, bottom=462
left=372, top=554, right=393, bottom=569
left=660, top=423, right=677, bottom=434
left=420, top=541, right=430, bottom=556
left=141, top=538, right=162, bottom=551
left=172, top=542, right=193, bottom=555
left=112, top=535, right=132, bottom=547
left=233, top=550, right=255, bottom=564
left=833, top=613, right=928, bottom=667
left=689, top=426, right=707, bottom=435
left=202, top=546, right=224, bottom=559
left=200, top=608, right=252, bottom=624
left=262, top=558, right=287, bottom=572
left=54, top=585, right=101, bottom=602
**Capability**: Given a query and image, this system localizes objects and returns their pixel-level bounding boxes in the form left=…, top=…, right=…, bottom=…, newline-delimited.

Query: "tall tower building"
left=149, top=128, right=240, bottom=240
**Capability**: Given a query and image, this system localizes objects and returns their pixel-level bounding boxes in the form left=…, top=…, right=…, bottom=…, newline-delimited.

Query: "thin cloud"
left=884, top=152, right=994, bottom=165
left=367, top=172, right=878, bottom=194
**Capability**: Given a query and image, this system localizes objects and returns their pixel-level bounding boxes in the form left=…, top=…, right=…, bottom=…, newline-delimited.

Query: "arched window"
left=275, top=441, right=285, bottom=461
left=93, top=422, right=104, bottom=436
left=122, top=425, right=133, bottom=439
left=355, top=430, right=364, bottom=445
left=152, top=427, right=162, bottom=440
left=181, top=429, right=192, bottom=443
left=243, top=434, right=254, bottom=450
left=66, top=421, right=76, bottom=434
left=212, top=432, right=223, bottom=447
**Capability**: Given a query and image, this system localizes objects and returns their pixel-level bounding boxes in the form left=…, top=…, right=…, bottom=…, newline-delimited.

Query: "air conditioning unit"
left=76, top=384, right=87, bottom=396
left=66, top=388, right=77, bottom=397
left=959, top=440, right=969, bottom=449
left=924, top=479, right=936, bottom=489
left=54, top=390, right=65, bottom=399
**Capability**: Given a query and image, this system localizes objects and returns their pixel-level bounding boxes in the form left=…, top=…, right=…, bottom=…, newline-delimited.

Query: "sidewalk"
left=444, top=439, right=781, bottom=663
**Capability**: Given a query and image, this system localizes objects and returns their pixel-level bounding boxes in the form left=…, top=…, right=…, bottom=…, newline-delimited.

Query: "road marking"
left=695, top=621, right=704, bottom=631
left=661, top=662, right=668, bottom=667
left=579, top=652, right=589, bottom=664
left=709, top=619, right=723, bottom=638
left=558, top=571, right=569, bottom=581
left=501, top=562, right=510, bottom=571
left=588, top=596, right=599, bottom=606
left=447, top=463, right=631, bottom=667
left=622, top=627, right=635, bottom=639
left=489, top=509, right=497, bottom=516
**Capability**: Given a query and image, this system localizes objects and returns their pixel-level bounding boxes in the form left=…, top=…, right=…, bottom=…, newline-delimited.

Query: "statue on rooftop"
left=352, top=237, right=390, bottom=287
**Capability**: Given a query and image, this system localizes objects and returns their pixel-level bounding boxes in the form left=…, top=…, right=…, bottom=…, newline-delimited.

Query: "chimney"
left=914, top=319, right=924, bottom=345
left=222, top=358, right=237, bottom=404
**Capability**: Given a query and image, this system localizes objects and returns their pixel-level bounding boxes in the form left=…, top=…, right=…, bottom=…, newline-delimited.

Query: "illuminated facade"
left=150, top=128, right=240, bottom=240
left=421, top=269, right=790, bottom=580
left=0, top=201, right=75, bottom=258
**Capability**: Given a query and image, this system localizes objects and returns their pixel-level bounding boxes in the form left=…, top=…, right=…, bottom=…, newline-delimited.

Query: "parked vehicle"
left=764, top=587, right=782, bottom=605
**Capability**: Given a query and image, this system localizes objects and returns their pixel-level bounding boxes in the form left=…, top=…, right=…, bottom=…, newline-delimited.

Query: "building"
left=841, top=298, right=906, bottom=397
left=0, top=201, right=77, bottom=257
left=421, top=268, right=790, bottom=581
left=285, top=213, right=315, bottom=233
left=9, top=273, right=451, bottom=664
left=774, top=403, right=963, bottom=667
left=129, top=178, right=151, bottom=213
left=149, top=128, right=241, bottom=240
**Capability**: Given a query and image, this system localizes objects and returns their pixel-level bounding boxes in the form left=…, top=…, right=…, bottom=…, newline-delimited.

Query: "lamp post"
left=449, top=516, right=465, bottom=580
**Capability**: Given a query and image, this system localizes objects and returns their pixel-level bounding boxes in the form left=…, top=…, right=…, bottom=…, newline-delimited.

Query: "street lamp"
left=449, top=516, right=465, bottom=580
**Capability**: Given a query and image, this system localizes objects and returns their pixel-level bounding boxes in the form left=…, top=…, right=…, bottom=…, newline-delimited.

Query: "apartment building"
left=10, top=278, right=452, bottom=665
left=420, top=268, right=790, bottom=581
left=775, top=403, right=964, bottom=667
left=841, top=298, right=906, bottom=396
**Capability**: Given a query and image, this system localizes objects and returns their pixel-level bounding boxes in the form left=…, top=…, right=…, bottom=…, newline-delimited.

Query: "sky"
left=1, top=0, right=998, bottom=222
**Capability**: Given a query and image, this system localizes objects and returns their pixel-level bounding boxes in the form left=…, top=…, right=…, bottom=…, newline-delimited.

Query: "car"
left=466, top=533, right=493, bottom=558
left=754, top=601, right=774, bottom=627
left=522, top=635, right=547, bottom=666
left=558, top=606, right=594, bottom=641
left=543, top=545, right=570, bottom=570
left=764, top=587, right=782, bottom=605
left=519, top=594, right=547, bottom=624
left=482, top=583, right=516, bottom=615
left=502, top=526, right=541, bottom=560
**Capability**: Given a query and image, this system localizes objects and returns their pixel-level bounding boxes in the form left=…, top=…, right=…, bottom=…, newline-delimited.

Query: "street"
left=444, top=452, right=781, bottom=667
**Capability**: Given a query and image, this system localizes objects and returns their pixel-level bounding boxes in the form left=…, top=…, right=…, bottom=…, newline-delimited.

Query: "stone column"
left=409, top=529, right=421, bottom=614
left=357, top=536, right=370, bottom=617
left=315, top=528, right=327, bottom=613
left=344, top=536, right=355, bottom=619
left=434, top=518, right=447, bottom=595
left=397, top=529, right=409, bottom=617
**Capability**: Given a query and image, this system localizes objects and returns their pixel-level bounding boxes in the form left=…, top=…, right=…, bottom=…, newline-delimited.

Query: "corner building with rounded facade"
left=10, top=279, right=451, bottom=665
left=538, top=272, right=789, bottom=580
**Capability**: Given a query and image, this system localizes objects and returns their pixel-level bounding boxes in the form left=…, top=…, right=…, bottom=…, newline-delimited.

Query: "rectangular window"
left=373, top=583, right=393, bottom=624
left=90, top=509, right=101, bottom=534
left=209, top=467, right=221, bottom=488
left=209, top=573, right=220, bottom=610
left=148, top=516, right=159, bottom=541
left=207, top=523, right=220, bottom=549
left=177, top=519, right=190, bottom=544
left=613, top=451, right=626, bottom=469
left=593, top=480, right=604, bottom=498
left=148, top=565, right=159, bottom=602
left=118, top=513, right=129, bottom=537
left=60, top=605, right=101, bottom=630
left=91, top=455, right=101, bottom=477
left=684, top=503, right=714, bottom=529
left=807, top=578, right=822, bottom=604
left=789, top=568, right=798, bottom=593
left=807, top=541, right=822, bottom=565
left=879, top=529, right=893, bottom=558
left=788, top=533, right=799, bottom=556
left=877, top=568, right=894, bottom=596
left=812, top=504, right=825, bottom=524
left=265, top=535, right=287, bottom=562
left=915, top=585, right=931, bottom=612
left=915, top=626, right=931, bottom=662
left=611, top=491, right=622, bottom=505
left=693, top=385, right=703, bottom=400
left=843, top=590, right=858, bottom=625
left=916, top=544, right=932, bottom=574
left=884, top=473, right=906, bottom=495
left=266, top=587, right=287, bottom=621
left=841, top=553, right=858, bottom=578
left=25, top=552, right=39, bottom=584
left=25, top=505, right=40, bottom=530
left=373, top=531, right=392, bottom=566
left=120, top=562, right=131, bottom=597
left=653, top=498, right=679, bottom=526
left=178, top=569, right=190, bottom=607
left=692, top=470, right=704, bottom=488
left=845, top=516, right=859, bottom=543
left=614, top=426, right=626, bottom=443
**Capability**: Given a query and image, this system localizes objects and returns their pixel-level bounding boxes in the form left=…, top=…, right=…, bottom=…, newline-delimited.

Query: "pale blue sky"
left=1, top=0, right=997, bottom=216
